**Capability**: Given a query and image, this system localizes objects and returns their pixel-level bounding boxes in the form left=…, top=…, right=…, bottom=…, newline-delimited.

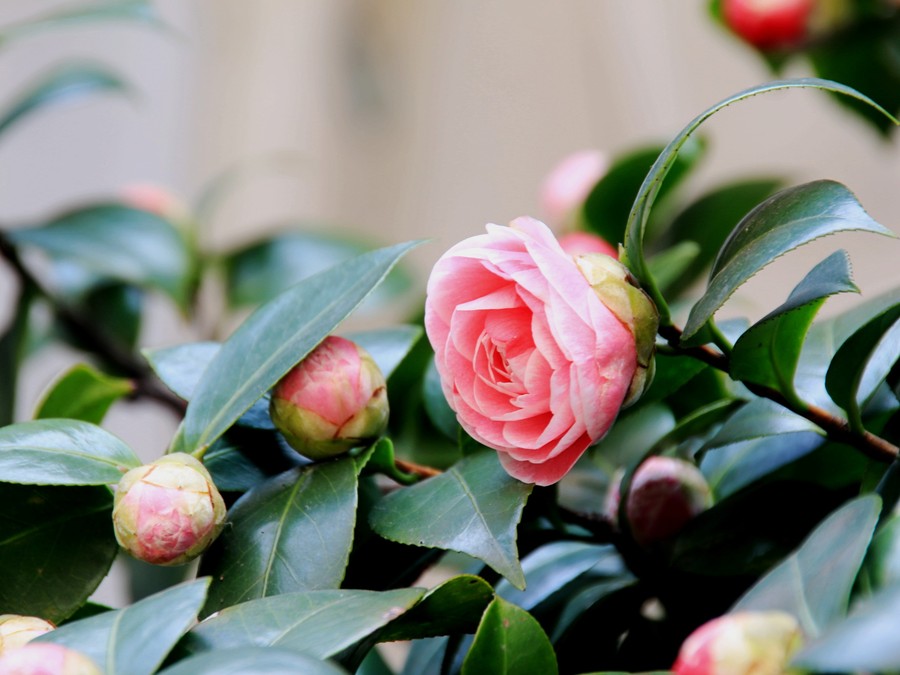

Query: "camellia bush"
left=3, top=6, right=900, bottom=675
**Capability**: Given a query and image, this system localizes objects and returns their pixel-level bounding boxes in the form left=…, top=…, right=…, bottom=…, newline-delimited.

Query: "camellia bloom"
left=113, top=453, right=226, bottom=566
left=721, top=0, right=814, bottom=50
left=0, top=615, right=54, bottom=654
left=270, top=335, right=389, bottom=460
left=425, top=217, right=657, bottom=485
left=540, top=150, right=608, bottom=230
left=0, top=643, right=101, bottom=675
left=673, top=611, right=804, bottom=675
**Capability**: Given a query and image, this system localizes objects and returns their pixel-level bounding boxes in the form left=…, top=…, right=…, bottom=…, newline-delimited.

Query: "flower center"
left=476, top=333, right=526, bottom=395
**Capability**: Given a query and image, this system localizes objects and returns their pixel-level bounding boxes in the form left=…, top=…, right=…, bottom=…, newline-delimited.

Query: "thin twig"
left=394, top=457, right=442, bottom=479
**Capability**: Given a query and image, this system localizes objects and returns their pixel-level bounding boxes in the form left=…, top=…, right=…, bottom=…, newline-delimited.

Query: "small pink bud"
left=625, top=456, right=712, bottom=547
left=270, top=336, right=389, bottom=460
left=112, top=453, right=226, bottom=566
left=558, top=231, right=618, bottom=259
left=121, top=183, right=189, bottom=223
left=0, top=615, right=54, bottom=654
left=0, top=643, right=101, bottom=675
left=722, top=0, right=814, bottom=50
left=673, top=611, right=803, bottom=675
left=540, top=150, right=608, bottom=230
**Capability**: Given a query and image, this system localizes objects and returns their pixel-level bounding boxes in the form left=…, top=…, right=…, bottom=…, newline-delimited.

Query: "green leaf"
left=0, top=1, right=163, bottom=45
left=683, top=181, right=893, bottom=343
left=0, top=63, right=130, bottom=138
left=0, top=284, right=34, bottom=426
left=730, top=251, right=858, bottom=399
left=663, top=178, right=785, bottom=296
left=35, top=363, right=133, bottom=424
left=825, top=302, right=900, bottom=433
left=0, top=418, right=140, bottom=485
left=422, top=356, right=460, bottom=440
left=201, top=458, right=358, bottom=615
left=172, top=240, right=420, bottom=454
left=345, top=325, right=423, bottom=379
left=9, top=205, right=193, bottom=307
left=461, top=597, right=558, bottom=675
left=160, top=648, right=348, bottom=675
left=39, top=579, right=210, bottom=675
left=185, top=588, right=424, bottom=659
left=862, top=511, right=900, bottom=589
left=143, top=341, right=219, bottom=402
left=369, top=450, right=532, bottom=589
left=732, top=495, right=880, bottom=637
left=202, top=428, right=301, bottom=493
left=646, top=241, right=701, bottom=295
left=591, top=403, right=676, bottom=472
left=623, top=79, right=895, bottom=326
left=0, top=483, right=116, bottom=623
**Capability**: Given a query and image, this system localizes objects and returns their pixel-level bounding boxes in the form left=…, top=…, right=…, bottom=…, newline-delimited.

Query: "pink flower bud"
left=540, top=150, right=608, bottom=230
left=112, top=453, right=226, bottom=566
left=673, top=611, right=803, bottom=675
left=624, top=456, right=712, bottom=547
left=558, top=231, right=618, bottom=259
left=0, top=643, right=101, bottom=675
left=0, top=616, right=54, bottom=653
left=270, top=336, right=389, bottom=460
left=721, top=0, right=814, bottom=50
left=121, top=183, right=189, bottom=223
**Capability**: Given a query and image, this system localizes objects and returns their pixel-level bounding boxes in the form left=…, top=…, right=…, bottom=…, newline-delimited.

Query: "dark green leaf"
left=862, top=511, right=900, bottom=589
left=202, top=428, right=301, bottom=493
left=39, top=579, right=209, bottom=675
left=0, top=284, right=33, bottom=426
left=637, top=352, right=707, bottom=407
left=0, top=483, right=116, bottom=623
left=369, top=451, right=532, bottom=589
left=731, top=250, right=858, bottom=398
left=201, top=458, right=358, bottom=614
left=550, top=577, right=638, bottom=642
left=160, top=648, right=348, bottom=675
left=143, top=341, right=219, bottom=402
left=186, top=588, right=423, bottom=658
left=0, top=418, right=140, bottom=485
left=345, top=325, right=423, bottom=379
left=0, top=64, right=129, bottom=138
left=825, top=302, right=900, bottom=432
left=9, top=205, right=193, bottom=307
left=172, top=241, right=420, bottom=454
left=461, top=597, right=558, bottom=675
left=0, top=1, right=163, bottom=45
left=422, top=356, right=459, bottom=440
left=733, top=495, right=880, bottom=637
left=35, top=363, right=133, bottom=424
left=646, top=242, right=700, bottom=295
left=683, top=181, right=892, bottom=343
left=591, top=404, right=676, bottom=472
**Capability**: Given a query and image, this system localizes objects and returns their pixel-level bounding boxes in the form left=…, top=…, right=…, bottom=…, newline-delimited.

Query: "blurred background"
left=1, top=0, right=898, bottom=482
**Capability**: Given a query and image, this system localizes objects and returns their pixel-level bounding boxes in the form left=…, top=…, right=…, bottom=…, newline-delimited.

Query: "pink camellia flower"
left=121, top=183, right=189, bottom=222
left=425, top=217, right=657, bottom=485
left=0, top=642, right=101, bottom=675
left=270, top=335, right=389, bottom=460
left=0, top=615, right=55, bottom=654
left=112, top=453, right=226, bottom=566
left=721, top=0, right=814, bottom=50
left=673, top=611, right=804, bottom=675
left=540, top=150, right=608, bottom=230
left=558, top=231, right=618, bottom=259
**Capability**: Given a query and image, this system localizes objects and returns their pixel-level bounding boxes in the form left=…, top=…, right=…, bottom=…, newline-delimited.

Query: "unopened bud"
left=540, top=150, right=608, bottom=230
left=722, top=0, right=814, bottom=51
left=121, top=183, right=190, bottom=223
left=113, top=453, right=226, bottom=566
left=673, top=611, right=803, bottom=675
left=270, top=336, right=389, bottom=460
left=0, top=615, right=54, bottom=653
left=575, top=253, right=659, bottom=406
left=0, top=643, right=101, bottom=675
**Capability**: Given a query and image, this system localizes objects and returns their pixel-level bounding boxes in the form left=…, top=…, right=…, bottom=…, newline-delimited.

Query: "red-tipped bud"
left=270, top=336, right=389, bottom=460
left=112, top=453, right=226, bottom=566
left=722, top=0, right=814, bottom=50
left=673, top=611, right=803, bottom=674
left=0, top=615, right=54, bottom=653
left=0, top=643, right=101, bottom=674
left=624, top=456, right=712, bottom=547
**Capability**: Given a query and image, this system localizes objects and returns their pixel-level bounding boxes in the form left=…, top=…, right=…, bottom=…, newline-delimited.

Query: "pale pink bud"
left=121, top=183, right=189, bottom=223
left=558, top=231, right=618, bottom=259
left=112, top=453, right=226, bottom=566
left=673, top=611, right=803, bottom=675
left=540, top=150, right=608, bottom=230
left=722, top=0, right=814, bottom=50
left=0, top=615, right=54, bottom=654
left=625, top=456, right=712, bottom=547
left=270, top=336, right=389, bottom=460
left=0, top=642, right=101, bottom=675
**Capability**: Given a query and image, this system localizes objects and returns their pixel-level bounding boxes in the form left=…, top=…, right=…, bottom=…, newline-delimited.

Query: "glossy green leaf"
left=160, top=648, right=348, bottom=675
left=369, top=450, right=532, bottom=589
left=731, top=251, right=858, bottom=399
left=172, top=240, right=419, bottom=454
left=143, top=341, right=219, bottom=402
left=461, top=597, right=558, bottom=675
left=0, top=1, right=163, bottom=45
left=825, top=302, right=900, bottom=432
left=201, top=458, right=358, bottom=614
left=732, top=495, right=880, bottom=637
left=0, top=483, right=116, bottom=623
left=0, top=63, right=129, bottom=138
left=646, top=241, right=700, bottom=295
left=550, top=577, right=638, bottom=643
left=0, top=418, right=140, bottom=485
left=39, top=578, right=209, bottom=675
left=186, top=588, right=424, bottom=658
left=344, top=325, right=423, bottom=379
left=202, top=428, right=301, bottom=492
left=35, top=363, right=133, bottom=424
left=422, top=356, right=460, bottom=440
left=637, top=352, right=707, bottom=406
left=622, top=79, right=894, bottom=326
left=9, top=205, right=193, bottom=307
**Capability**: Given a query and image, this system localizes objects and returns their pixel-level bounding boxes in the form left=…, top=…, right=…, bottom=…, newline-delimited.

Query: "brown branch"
left=394, top=457, right=442, bottom=479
